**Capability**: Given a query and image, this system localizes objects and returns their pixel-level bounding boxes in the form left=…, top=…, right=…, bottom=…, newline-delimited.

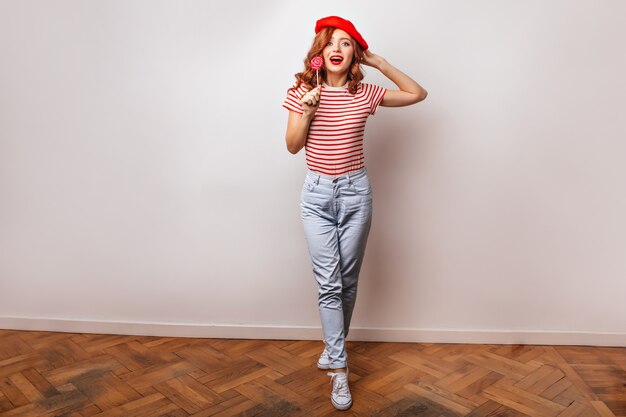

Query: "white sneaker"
left=317, top=347, right=331, bottom=370
left=327, top=370, right=352, bottom=410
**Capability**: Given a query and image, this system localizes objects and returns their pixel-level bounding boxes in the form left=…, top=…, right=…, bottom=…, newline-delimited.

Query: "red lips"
left=329, top=55, right=344, bottom=65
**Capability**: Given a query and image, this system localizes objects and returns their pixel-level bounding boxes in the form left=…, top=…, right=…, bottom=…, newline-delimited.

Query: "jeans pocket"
left=303, top=177, right=316, bottom=193
left=351, top=175, right=372, bottom=195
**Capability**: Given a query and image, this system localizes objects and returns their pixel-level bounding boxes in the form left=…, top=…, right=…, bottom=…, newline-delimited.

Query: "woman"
left=282, top=16, right=427, bottom=411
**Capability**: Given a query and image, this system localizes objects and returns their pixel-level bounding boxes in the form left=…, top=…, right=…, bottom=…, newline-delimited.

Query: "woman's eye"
left=342, top=42, right=350, bottom=47
left=326, top=42, right=333, bottom=46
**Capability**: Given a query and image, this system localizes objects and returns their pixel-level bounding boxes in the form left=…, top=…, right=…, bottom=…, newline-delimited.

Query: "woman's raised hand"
left=301, top=85, right=322, bottom=115
left=362, top=50, right=386, bottom=69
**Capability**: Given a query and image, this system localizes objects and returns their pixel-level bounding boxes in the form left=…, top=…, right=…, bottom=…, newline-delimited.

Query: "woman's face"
left=322, top=28, right=355, bottom=76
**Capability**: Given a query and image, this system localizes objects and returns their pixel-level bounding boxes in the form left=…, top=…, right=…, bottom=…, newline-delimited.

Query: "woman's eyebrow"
left=331, top=37, right=352, bottom=42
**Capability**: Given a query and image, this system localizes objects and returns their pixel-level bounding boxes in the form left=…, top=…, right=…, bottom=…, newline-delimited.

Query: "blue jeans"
left=300, top=167, right=373, bottom=369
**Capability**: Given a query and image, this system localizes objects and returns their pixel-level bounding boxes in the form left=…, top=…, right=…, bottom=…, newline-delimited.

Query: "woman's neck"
left=325, top=73, right=349, bottom=87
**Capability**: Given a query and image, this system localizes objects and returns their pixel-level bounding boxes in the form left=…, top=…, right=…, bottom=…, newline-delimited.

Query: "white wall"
left=1, top=0, right=625, bottom=346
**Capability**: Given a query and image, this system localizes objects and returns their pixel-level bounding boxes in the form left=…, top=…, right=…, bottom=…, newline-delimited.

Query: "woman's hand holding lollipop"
left=301, top=86, right=321, bottom=116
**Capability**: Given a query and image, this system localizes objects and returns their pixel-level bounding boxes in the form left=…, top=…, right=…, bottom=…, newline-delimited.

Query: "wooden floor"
left=0, top=329, right=624, bottom=416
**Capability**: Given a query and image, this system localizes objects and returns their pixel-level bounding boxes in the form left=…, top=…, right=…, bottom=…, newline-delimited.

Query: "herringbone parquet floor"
left=0, top=329, right=624, bottom=416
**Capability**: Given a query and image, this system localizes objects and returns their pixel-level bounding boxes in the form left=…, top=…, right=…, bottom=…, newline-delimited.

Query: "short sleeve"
left=282, top=82, right=308, bottom=115
left=369, top=84, right=387, bottom=115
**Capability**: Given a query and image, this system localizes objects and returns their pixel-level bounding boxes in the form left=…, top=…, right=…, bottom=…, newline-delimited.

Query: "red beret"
left=315, top=16, right=368, bottom=50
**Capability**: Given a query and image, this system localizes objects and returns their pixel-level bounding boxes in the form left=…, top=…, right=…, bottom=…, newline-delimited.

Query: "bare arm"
left=285, top=85, right=321, bottom=154
left=362, top=50, right=427, bottom=106
left=285, top=110, right=314, bottom=154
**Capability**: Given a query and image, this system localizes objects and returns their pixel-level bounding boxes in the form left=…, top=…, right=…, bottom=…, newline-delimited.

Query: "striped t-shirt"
left=283, top=81, right=386, bottom=177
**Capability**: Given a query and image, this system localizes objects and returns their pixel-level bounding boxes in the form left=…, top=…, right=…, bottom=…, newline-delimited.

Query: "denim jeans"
left=300, top=167, right=373, bottom=369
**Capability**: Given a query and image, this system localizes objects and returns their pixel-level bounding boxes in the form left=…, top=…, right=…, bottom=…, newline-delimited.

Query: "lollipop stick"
left=310, top=56, right=323, bottom=88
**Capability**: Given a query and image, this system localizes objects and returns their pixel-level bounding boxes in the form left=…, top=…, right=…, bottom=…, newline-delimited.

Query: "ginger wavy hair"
left=289, top=27, right=365, bottom=95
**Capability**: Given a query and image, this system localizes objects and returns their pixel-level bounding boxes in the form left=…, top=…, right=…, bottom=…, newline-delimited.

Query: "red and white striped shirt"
left=283, top=81, right=386, bottom=177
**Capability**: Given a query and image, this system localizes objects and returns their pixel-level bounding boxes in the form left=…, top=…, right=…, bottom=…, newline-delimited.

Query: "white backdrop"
left=1, top=0, right=625, bottom=346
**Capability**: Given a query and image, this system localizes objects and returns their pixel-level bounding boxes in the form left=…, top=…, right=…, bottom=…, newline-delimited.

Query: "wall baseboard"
left=1, top=316, right=624, bottom=347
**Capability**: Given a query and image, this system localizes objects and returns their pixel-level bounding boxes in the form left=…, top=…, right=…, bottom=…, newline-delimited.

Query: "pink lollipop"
left=310, top=56, right=324, bottom=87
